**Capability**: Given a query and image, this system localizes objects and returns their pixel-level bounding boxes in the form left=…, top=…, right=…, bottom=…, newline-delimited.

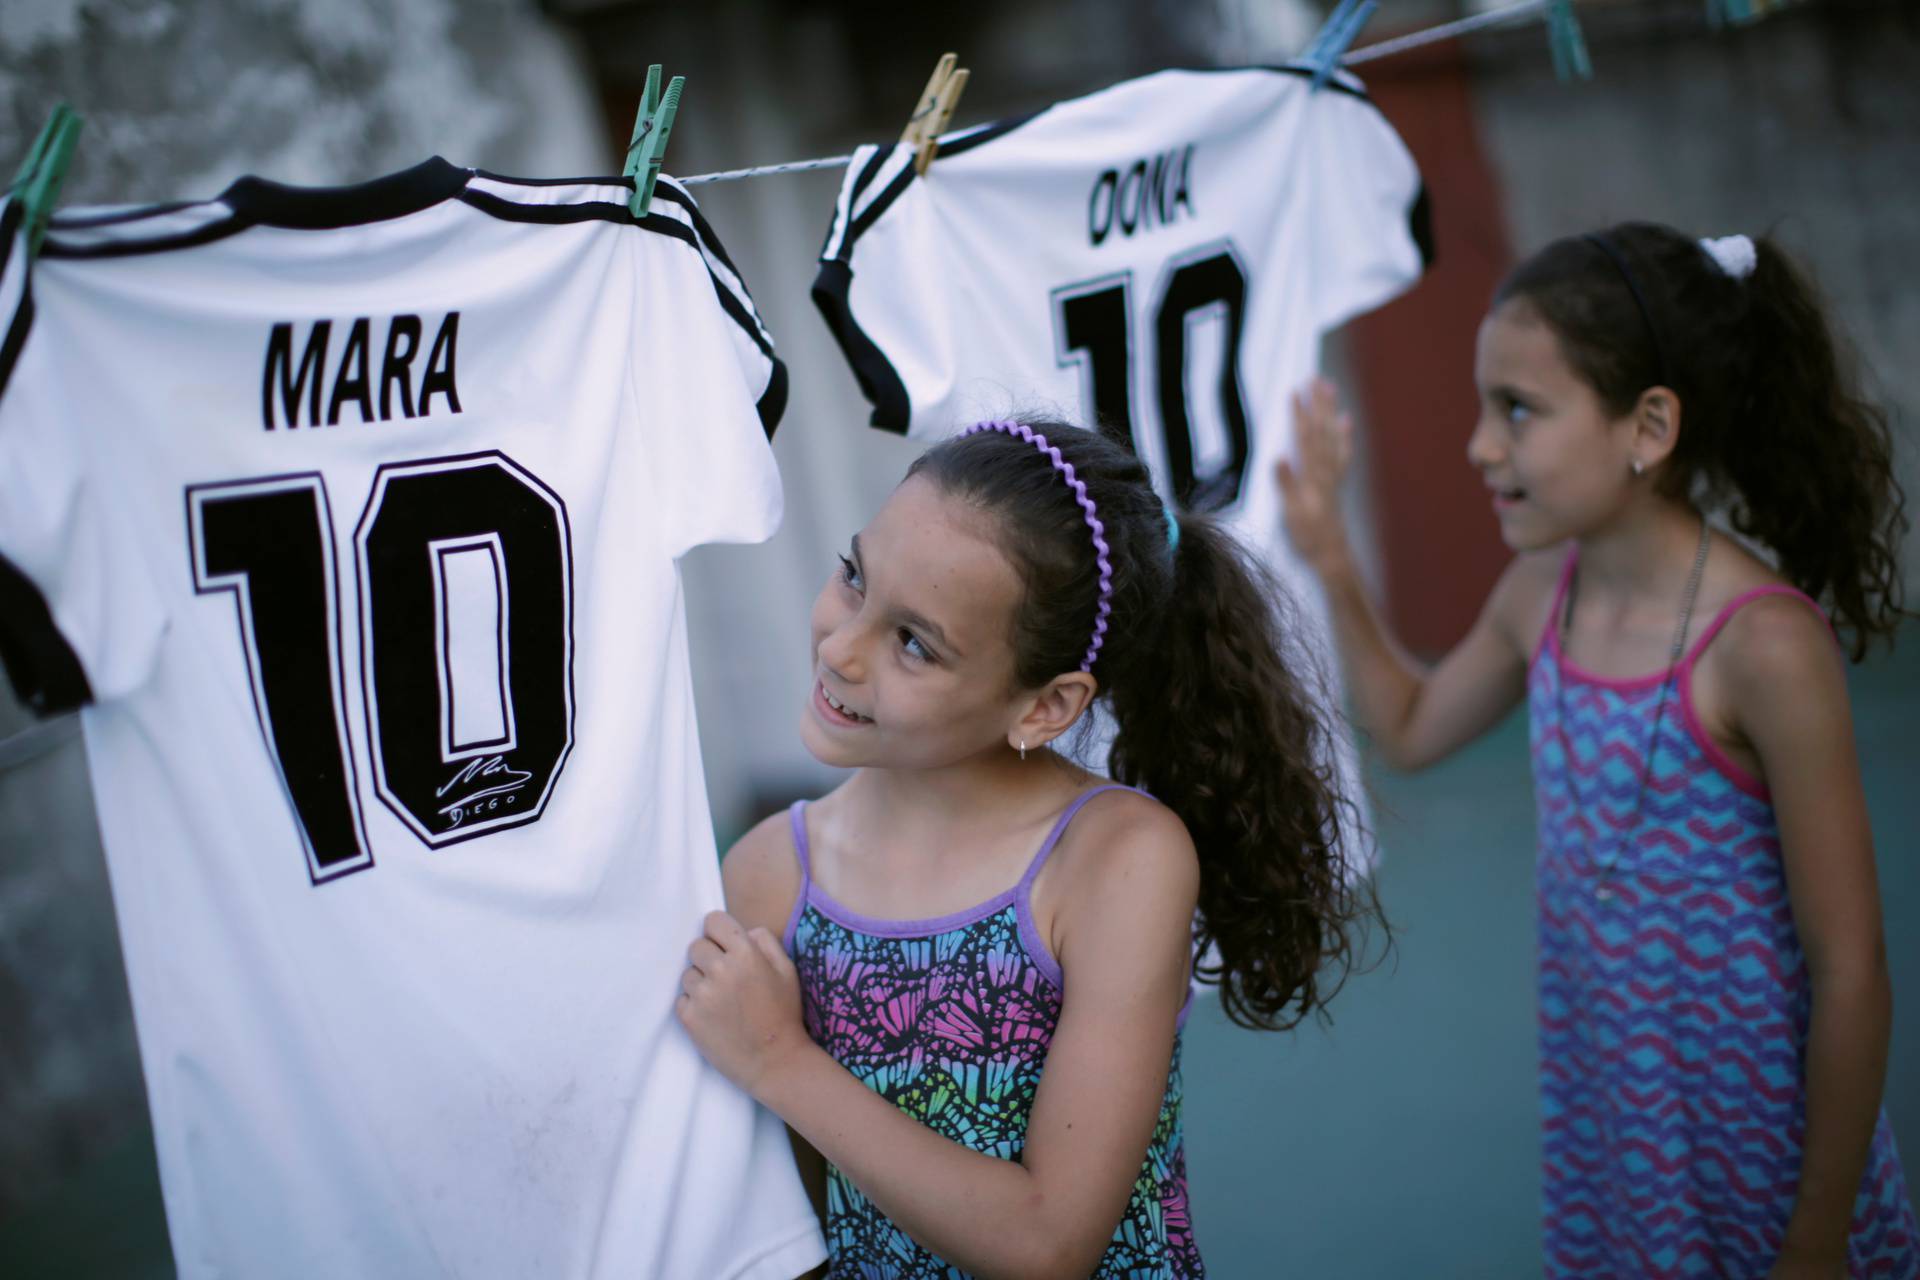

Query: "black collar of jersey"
left=219, top=156, right=470, bottom=230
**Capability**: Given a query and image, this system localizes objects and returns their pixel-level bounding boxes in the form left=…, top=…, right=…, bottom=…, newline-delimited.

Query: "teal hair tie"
left=1163, top=503, right=1181, bottom=552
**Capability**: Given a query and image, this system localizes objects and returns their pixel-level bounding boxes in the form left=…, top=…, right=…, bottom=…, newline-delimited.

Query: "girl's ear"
left=1631, top=386, right=1683, bottom=472
left=1009, top=672, right=1098, bottom=752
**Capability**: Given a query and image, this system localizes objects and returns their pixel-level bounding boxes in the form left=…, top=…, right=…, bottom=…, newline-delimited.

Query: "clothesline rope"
left=1346, top=0, right=1548, bottom=63
left=679, top=0, right=1552, bottom=186
left=0, top=0, right=1560, bottom=764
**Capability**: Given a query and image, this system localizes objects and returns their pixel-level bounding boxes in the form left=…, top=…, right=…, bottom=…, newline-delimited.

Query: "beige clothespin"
left=901, top=52, right=969, bottom=176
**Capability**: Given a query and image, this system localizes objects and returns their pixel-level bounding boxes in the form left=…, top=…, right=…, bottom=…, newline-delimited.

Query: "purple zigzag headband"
left=958, top=420, right=1113, bottom=673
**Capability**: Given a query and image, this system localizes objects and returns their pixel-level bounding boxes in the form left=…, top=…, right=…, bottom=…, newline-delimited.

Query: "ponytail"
left=912, top=423, right=1378, bottom=1033
left=1107, top=515, right=1372, bottom=1031
left=1715, top=240, right=1907, bottom=658
left=1499, top=223, right=1910, bottom=658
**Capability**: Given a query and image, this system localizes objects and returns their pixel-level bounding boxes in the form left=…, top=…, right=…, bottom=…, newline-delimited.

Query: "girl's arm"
left=1719, top=598, right=1893, bottom=1275
left=1277, top=379, right=1539, bottom=770
left=683, top=796, right=1198, bottom=1280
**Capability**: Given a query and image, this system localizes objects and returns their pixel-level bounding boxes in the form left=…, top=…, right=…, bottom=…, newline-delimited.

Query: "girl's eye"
left=837, top=554, right=864, bottom=592
left=1505, top=399, right=1535, bottom=426
left=898, top=629, right=933, bottom=663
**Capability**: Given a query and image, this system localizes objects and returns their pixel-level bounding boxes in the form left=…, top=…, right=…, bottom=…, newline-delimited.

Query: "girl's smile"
left=813, top=680, right=873, bottom=727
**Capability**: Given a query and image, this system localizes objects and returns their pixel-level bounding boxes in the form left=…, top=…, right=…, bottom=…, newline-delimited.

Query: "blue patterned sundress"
left=782, top=784, right=1203, bottom=1278
left=1530, top=553, right=1917, bottom=1277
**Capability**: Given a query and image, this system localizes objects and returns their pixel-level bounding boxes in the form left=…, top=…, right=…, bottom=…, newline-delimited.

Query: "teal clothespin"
left=624, top=65, right=684, bottom=219
left=1706, top=0, right=1759, bottom=26
left=1302, top=0, right=1379, bottom=92
left=8, top=103, right=84, bottom=257
left=1545, top=0, right=1593, bottom=81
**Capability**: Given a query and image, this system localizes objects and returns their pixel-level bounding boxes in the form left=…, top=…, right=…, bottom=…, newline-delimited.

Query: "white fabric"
left=1699, top=233, right=1757, bottom=280
left=0, top=162, right=822, bottom=1280
left=813, top=66, right=1430, bottom=878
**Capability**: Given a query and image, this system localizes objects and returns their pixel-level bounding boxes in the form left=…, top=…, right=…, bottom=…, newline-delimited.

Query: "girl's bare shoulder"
left=1044, top=787, right=1198, bottom=913
left=1487, top=546, right=1570, bottom=652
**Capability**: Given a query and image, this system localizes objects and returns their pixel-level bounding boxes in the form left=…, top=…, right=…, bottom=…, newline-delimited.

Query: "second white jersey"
left=0, top=162, right=821, bottom=1278
left=813, top=65, right=1431, bottom=873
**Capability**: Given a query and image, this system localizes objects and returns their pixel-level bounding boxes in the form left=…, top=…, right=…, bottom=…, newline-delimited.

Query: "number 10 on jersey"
left=186, top=452, right=576, bottom=885
left=1051, top=241, right=1254, bottom=513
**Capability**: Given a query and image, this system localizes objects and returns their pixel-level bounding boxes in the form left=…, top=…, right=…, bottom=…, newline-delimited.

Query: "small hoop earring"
left=1630, top=458, right=1645, bottom=477
left=1019, top=740, right=1027, bottom=761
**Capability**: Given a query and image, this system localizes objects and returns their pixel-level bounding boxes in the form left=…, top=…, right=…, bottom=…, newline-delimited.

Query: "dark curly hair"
left=909, top=423, right=1378, bottom=1031
left=1496, top=222, right=1910, bottom=660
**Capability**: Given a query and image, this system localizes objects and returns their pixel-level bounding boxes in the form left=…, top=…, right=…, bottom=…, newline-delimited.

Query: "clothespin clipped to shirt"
left=1301, top=0, right=1378, bottom=92
left=901, top=53, right=969, bottom=176
left=624, top=64, right=684, bottom=219
left=8, top=103, right=83, bottom=259
left=1545, top=0, right=1594, bottom=81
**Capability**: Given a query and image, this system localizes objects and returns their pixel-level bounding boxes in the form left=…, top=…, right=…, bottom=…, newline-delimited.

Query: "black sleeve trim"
left=0, top=552, right=93, bottom=717
left=645, top=183, right=746, bottom=284
left=819, top=147, right=894, bottom=262
left=38, top=218, right=251, bottom=261
left=820, top=113, right=1042, bottom=267
left=456, top=189, right=637, bottom=227
left=835, top=165, right=915, bottom=264
left=757, top=357, right=789, bottom=440
left=0, top=287, right=33, bottom=404
left=458, top=189, right=777, bottom=362
left=925, top=110, right=1044, bottom=161
left=1409, top=183, right=1436, bottom=271
left=811, top=259, right=910, bottom=434
left=49, top=201, right=197, bottom=229
left=0, top=199, right=17, bottom=276
left=471, top=168, right=630, bottom=188
left=0, top=201, right=30, bottom=399
left=847, top=147, right=893, bottom=205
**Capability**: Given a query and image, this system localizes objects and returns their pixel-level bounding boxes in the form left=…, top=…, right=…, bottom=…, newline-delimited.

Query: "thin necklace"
left=1554, top=516, right=1711, bottom=902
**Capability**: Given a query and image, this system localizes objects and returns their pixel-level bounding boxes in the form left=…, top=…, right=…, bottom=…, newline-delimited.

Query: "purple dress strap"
left=780, top=800, right=813, bottom=953
left=1017, top=783, right=1139, bottom=894
left=1016, top=783, right=1143, bottom=994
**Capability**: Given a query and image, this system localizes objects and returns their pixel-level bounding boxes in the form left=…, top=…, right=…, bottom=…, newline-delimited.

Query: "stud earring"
left=1630, top=458, right=1645, bottom=477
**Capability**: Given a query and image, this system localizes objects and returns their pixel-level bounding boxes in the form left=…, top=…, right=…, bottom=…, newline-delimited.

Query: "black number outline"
left=185, top=473, right=375, bottom=885
left=352, top=451, right=576, bottom=848
left=1047, top=239, right=1257, bottom=515
left=1148, top=238, right=1254, bottom=513
left=429, top=531, right=517, bottom=762
left=1049, top=270, right=1138, bottom=456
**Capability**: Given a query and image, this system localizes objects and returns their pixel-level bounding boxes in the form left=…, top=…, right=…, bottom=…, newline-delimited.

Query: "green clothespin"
left=624, top=65, right=684, bottom=219
left=1545, top=0, right=1593, bottom=81
left=8, top=104, right=84, bottom=257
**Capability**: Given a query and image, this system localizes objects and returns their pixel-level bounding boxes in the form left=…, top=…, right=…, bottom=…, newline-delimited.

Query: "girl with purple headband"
left=1280, top=223, right=1916, bottom=1276
left=675, top=417, right=1375, bottom=1277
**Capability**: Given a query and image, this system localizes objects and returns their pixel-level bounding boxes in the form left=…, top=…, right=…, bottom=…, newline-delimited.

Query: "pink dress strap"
left=1532, top=546, right=1582, bottom=667
left=1673, top=584, right=1831, bottom=800
left=1677, top=583, right=1833, bottom=674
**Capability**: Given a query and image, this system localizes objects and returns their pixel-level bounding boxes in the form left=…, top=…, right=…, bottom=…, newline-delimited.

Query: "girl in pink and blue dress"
left=1280, top=222, right=1916, bottom=1277
left=674, top=419, right=1375, bottom=1277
